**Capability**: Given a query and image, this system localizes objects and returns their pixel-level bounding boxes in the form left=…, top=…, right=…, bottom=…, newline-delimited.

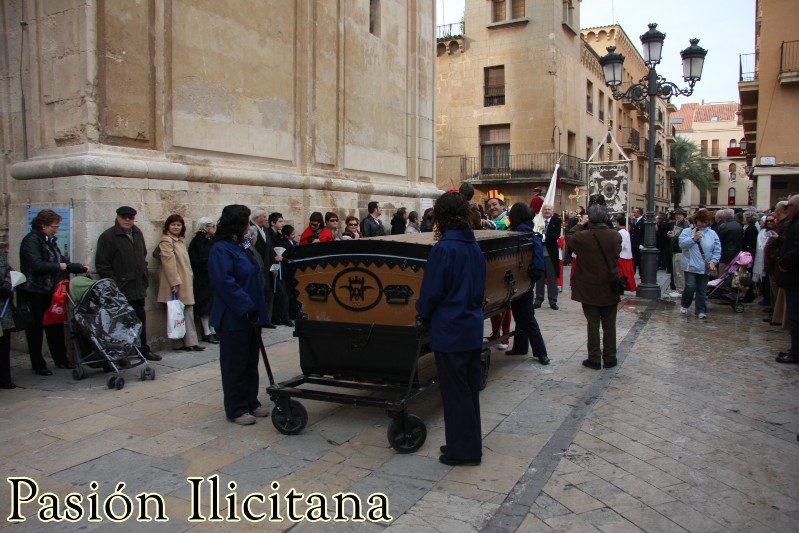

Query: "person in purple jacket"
left=208, top=205, right=270, bottom=426
left=416, top=192, right=487, bottom=467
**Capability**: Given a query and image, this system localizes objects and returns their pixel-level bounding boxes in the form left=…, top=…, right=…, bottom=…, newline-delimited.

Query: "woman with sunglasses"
left=324, top=212, right=342, bottom=241
left=341, top=216, right=362, bottom=240
left=299, top=212, right=334, bottom=245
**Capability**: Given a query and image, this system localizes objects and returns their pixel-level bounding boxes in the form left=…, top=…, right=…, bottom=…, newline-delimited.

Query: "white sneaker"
left=232, top=413, right=256, bottom=425
left=497, top=343, right=509, bottom=350
left=680, top=307, right=688, bottom=314
left=697, top=313, right=707, bottom=319
left=668, top=291, right=681, bottom=298
left=250, top=406, right=270, bottom=417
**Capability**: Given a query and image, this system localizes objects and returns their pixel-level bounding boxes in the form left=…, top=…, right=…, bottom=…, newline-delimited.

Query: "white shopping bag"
left=166, top=293, right=186, bottom=339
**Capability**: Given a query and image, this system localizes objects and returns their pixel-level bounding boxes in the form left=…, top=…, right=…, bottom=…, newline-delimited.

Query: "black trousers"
left=0, top=332, right=12, bottom=386
left=218, top=326, right=262, bottom=419
left=128, top=299, right=152, bottom=355
left=535, top=254, right=559, bottom=304
left=435, top=349, right=482, bottom=461
left=509, top=291, right=549, bottom=358
left=271, top=279, right=290, bottom=324
left=20, top=290, right=70, bottom=370
left=582, top=303, right=618, bottom=365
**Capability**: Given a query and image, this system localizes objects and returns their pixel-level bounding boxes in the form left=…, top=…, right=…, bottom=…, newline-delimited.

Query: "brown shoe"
left=144, top=352, right=162, bottom=361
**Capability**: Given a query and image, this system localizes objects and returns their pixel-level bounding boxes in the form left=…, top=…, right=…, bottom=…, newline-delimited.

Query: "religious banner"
left=585, top=161, right=631, bottom=215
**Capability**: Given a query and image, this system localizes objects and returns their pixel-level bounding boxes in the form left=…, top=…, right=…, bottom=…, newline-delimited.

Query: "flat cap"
left=116, top=206, right=137, bottom=217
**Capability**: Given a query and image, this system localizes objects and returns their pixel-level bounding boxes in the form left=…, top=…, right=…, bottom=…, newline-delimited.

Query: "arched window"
left=729, top=139, right=737, bottom=148
left=728, top=187, right=736, bottom=206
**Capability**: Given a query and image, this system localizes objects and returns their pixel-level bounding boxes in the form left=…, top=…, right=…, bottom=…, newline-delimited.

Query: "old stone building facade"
left=671, top=102, right=751, bottom=209
left=738, top=0, right=799, bottom=209
left=1, top=1, right=437, bottom=342
left=435, top=0, right=674, bottom=215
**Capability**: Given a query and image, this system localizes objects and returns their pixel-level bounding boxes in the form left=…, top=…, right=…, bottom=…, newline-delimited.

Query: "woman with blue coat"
left=416, top=192, right=486, bottom=466
left=208, top=205, right=270, bottom=425
left=679, top=208, right=721, bottom=319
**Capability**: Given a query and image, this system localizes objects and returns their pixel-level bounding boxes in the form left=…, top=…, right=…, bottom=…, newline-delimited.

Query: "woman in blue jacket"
left=679, top=208, right=721, bottom=319
left=208, top=205, right=270, bottom=425
left=416, top=192, right=486, bottom=466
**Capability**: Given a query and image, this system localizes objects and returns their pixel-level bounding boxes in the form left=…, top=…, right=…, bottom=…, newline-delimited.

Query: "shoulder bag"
left=592, top=232, right=626, bottom=295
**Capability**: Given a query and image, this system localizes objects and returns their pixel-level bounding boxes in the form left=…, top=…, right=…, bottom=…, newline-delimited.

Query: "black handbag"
left=4, top=299, right=33, bottom=332
left=592, top=232, right=627, bottom=295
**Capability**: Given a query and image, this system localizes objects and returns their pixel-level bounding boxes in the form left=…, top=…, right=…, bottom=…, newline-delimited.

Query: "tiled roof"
left=670, top=102, right=741, bottom=131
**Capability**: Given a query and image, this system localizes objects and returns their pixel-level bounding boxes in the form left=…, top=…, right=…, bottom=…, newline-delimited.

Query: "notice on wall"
left=26, top=208, right=73, bottom=259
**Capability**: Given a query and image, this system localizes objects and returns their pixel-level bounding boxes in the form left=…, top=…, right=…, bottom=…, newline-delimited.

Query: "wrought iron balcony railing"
left=436, top=22, right=464, bottom=40
left=463, top=153, right=586, bottom=184
left=739, top=52, right=757, bottom=82
left=621, top=126, right=640, bottom=151
left=484, top=84, right=505, bottom=106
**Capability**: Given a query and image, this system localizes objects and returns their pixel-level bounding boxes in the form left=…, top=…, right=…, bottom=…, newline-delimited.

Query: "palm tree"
left=670, top=137, right=713, bottom=209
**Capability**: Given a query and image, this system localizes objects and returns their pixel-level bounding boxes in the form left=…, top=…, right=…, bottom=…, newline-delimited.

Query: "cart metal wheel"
left=140, top=368, right=147, bottom=381
left=150, top=367, right=156, bottom=380
left=72, top=366, right=86, bottom=381
left=734, top=303, right=744, bottom=313
left=115, top=376, right=125, bottom=390
left=387, top=414, right=427, bottom=454
left=271, top=399, right=308, bottom=435
left=107, top=376, right=117, bottom=389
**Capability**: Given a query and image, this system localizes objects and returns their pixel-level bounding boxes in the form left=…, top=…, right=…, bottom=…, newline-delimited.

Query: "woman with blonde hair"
left=158, top=214, right=205, bottom=352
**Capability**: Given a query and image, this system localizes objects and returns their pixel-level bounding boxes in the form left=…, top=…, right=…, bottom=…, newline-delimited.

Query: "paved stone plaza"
left=1, top=272, right=797, bottom=532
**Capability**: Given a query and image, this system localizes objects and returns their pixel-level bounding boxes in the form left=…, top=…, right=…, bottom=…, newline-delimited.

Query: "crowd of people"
left=1, top=190, right=796, bottom=466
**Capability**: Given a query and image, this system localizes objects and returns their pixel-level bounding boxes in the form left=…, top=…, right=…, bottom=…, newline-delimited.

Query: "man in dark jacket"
left=715, top=208, right=743, bottom=272
left=776, top=195, right=799, bottom=364
left=250, top=208, right=276, bottom=329
left=95, top=206, right=161, bottom=361
left=566, top=204, right=622, bottom=370
left=535, top=204, right=561, bottom=310
left=360, top=201, right=386, bottom=237
left=630, top=208, right=645, bottom=274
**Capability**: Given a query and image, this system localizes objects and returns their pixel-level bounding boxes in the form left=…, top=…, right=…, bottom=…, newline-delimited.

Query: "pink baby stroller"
left=707, top=251, right=754, bottom=313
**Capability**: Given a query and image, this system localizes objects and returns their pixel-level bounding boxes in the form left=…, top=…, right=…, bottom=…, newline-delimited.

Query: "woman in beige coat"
left=158, top=214, right=205, bottom=352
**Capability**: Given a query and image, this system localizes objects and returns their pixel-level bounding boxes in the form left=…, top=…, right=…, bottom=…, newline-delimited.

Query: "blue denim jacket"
left=679, top=226, right=721, bottom=274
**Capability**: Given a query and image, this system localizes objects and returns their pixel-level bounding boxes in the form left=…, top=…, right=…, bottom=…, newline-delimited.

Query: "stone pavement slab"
left=1, top=270, right=797, bottom=532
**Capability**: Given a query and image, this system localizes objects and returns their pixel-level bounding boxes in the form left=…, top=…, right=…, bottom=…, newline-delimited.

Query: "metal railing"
left=781, top=40, right=799, bottom=73
left=739, top=53, right=757, bottom=82
left=437, top=22, right=464, bottom=40
left=484, top=84, right=505, bottom=106
left=621, top=126, right=640, bottom=151
left=463, top=153, right=586, bottom=184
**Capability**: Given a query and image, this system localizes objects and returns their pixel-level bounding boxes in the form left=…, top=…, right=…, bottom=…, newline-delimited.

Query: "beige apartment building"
left=0, top=0, right=437, bottom=342
left=671, top=103, right=751, bottom=209
left=436, top=0, right=674, bottom=214
left=738, top=0, right=799, bottom=209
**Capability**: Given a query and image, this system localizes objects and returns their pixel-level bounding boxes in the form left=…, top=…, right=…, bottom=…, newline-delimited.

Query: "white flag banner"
left=586, top=161, right=631, bottom=215
left=532, top=163, right=560, bottom=234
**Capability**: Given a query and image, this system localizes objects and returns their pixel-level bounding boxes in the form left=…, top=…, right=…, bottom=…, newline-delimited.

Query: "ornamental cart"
left=263, top=231, right=535, bottom=453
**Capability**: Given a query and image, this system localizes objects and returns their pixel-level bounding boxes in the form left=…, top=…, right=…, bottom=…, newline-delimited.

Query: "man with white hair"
left=716, top=208, right=743, bottom=272
left=535, top=204, right=561, bottom=310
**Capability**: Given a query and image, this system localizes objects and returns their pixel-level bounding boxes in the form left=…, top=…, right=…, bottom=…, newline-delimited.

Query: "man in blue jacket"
left=416, top=192, right=486, bottom=466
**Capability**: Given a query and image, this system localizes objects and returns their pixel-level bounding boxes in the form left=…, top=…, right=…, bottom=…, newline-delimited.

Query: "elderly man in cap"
left=95, top=206, right=161, bottom=361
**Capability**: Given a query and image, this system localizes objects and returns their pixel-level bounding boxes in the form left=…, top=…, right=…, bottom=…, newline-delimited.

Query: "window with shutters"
left=700, top=140, right=708, bottom=155
left=480, top=125, right=510, bottom=174
left=711, top=139, right=719, bottom=157
left=491, top=0, right=524, bottom=23
left=484, top=66, right=505, bottom=106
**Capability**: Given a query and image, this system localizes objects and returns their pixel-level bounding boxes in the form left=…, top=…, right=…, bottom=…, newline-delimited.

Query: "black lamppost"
left=599, top=23, right=707, bottom=299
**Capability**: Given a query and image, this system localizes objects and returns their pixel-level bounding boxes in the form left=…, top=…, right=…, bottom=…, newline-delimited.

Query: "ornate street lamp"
left=599, top=23, right=707, bottom=299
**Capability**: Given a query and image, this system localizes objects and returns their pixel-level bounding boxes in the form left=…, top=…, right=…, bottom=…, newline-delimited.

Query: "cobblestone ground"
left=0, top=271, right=796, bottom=532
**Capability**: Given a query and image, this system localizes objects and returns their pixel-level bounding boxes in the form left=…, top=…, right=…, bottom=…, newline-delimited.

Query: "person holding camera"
left=678, top=208, right=721, bottom=319
left=566, top=204, right=622, bottom=370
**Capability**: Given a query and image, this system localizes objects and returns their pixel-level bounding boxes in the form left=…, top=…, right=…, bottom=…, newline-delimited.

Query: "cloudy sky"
left=437, top=0, right=755, bottom=105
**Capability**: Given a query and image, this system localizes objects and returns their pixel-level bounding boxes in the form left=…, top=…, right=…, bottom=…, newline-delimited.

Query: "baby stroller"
left=67, top=277, right=154, bottom=390
left=707, top=251, right=754, bottom=313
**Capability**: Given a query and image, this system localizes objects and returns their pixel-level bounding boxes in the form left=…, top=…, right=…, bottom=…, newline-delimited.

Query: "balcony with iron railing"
left=739, top=52, right=757, bottom=82
left=463, top=153, right=586, bottom=185
left=484, top=84, right=505, bottom=106
left=780, top=40, right=799, bottom=84
left=436, top=22, right=465, bottom=40
left=621, top=126, right=640, bottom=151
